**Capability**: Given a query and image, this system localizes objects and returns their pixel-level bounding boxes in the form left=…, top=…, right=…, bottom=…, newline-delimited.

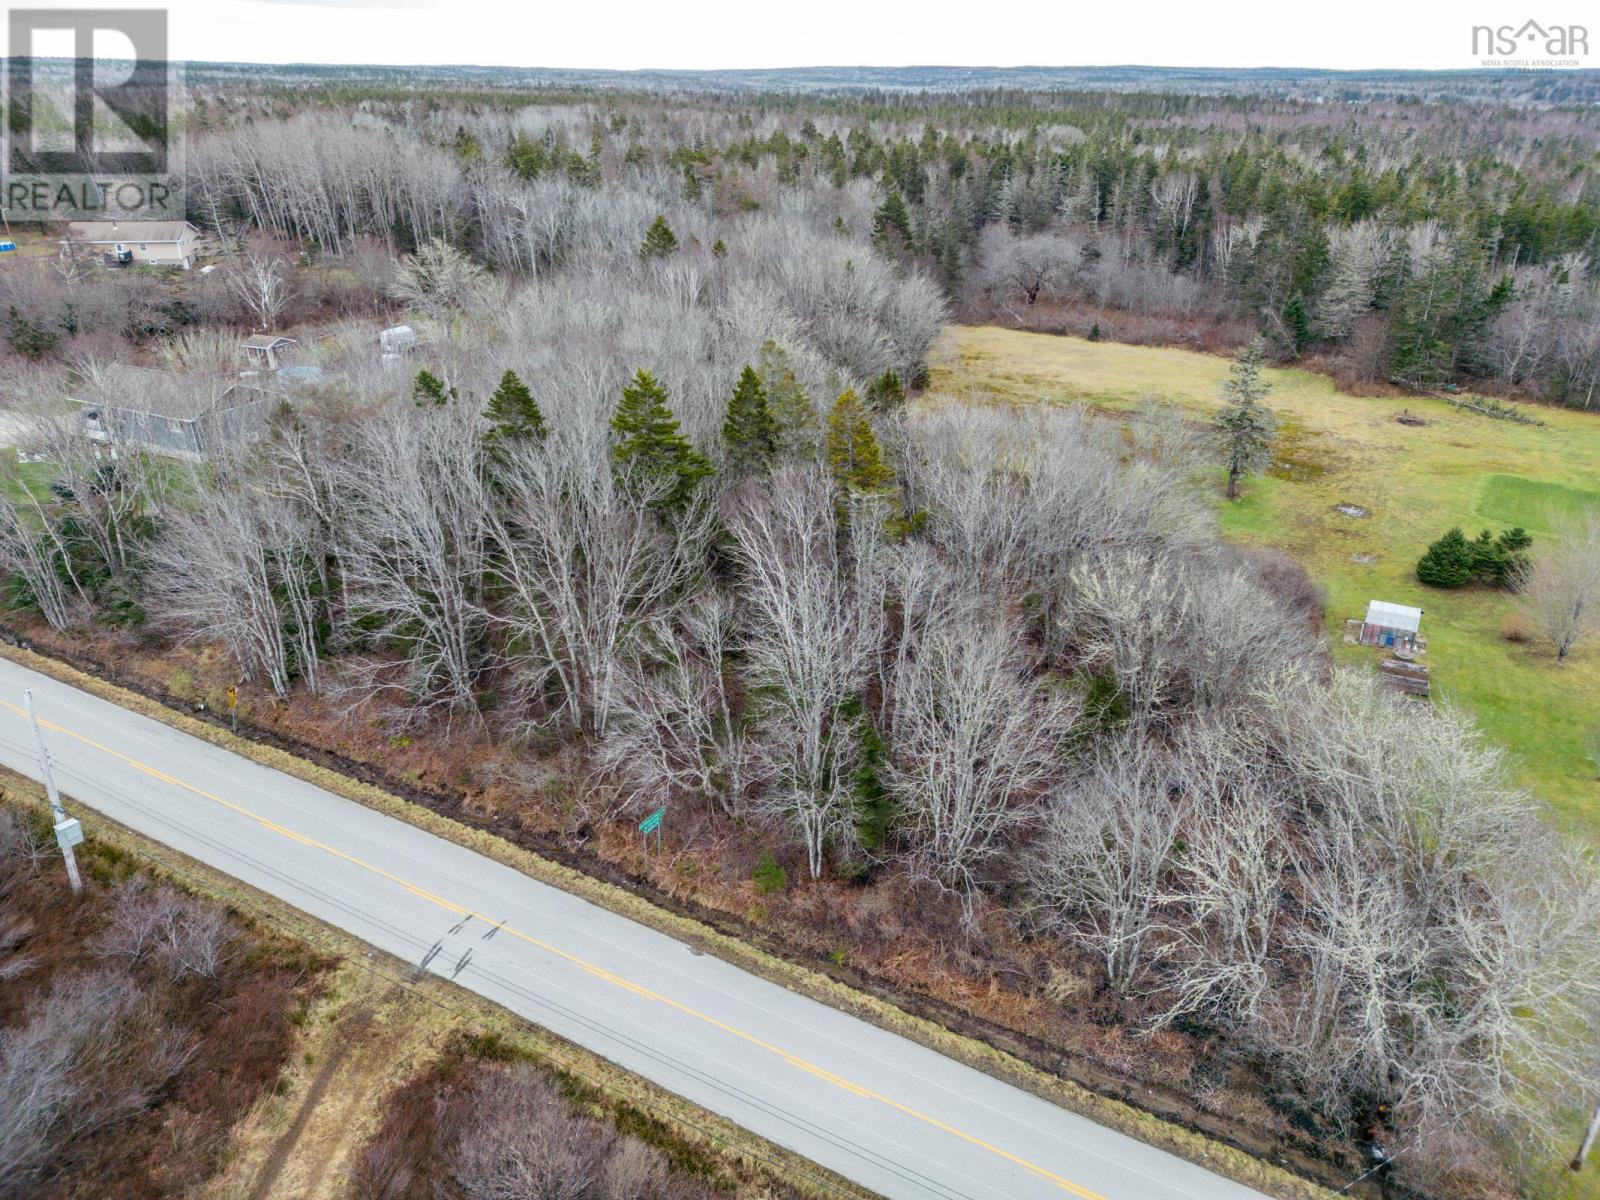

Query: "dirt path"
left=246, top=1005, right=378, bottom=1200
left=202, top=967, right=451, bottom=1200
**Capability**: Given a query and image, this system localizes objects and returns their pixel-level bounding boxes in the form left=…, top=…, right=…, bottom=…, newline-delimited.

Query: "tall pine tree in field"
left=827, top=389, right=896, bottom=499
left=1214, top=338, right=1276, bottom=500
left=612, top=369, right=713, bottom=513
left=484, top=369, right=546, bottom=450
left=722, top=365, right=778, bottom=478
left=641, top=215, right=679, bottom=259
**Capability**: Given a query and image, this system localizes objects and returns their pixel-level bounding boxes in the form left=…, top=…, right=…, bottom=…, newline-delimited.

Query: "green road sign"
left=638, top=806, right=665, bottom=835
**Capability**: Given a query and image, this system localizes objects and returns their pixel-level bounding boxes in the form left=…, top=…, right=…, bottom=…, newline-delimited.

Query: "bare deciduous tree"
left=226, top=247, right=294, bottom=332
left=334, top=401, right=491, bottom=716
left=1027, top=731, right=1192, bottom=994
left=389, top=237, right=487, bottom=321
left=1153, top=720, right=1285, bottom=1027
left=887, top=604, right=1078, bottom=907
left=487, top=443, right=710, bottom=739
left=727, top=469, right=885, bottom=878
left=0, top=407, right=162, bottom=628
left=1258, top=672, right=1600, bottom=1158
left=976, top=225, right=1081, bottom=308
left=146, top=480, right=325, bottom=697
left=600, top=594, right=751, bottom=817
left=92, top=881, right=235, bottom=981
left=1064, top=549, right=1318, bottom=722
left=449, top=1063, right=610, bottom=1200
left=1517, top=510, right=1600, bottom=663
left=0, top=811, right=52, bottom=898
left=0, top=969, right=196, bottom=1194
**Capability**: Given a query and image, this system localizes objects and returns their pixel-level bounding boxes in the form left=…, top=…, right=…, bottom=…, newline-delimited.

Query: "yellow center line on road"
left=2, top=697, right=1107, bottom=1200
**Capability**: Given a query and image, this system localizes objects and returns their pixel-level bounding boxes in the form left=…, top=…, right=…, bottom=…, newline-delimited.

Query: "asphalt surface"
left=0, top=654, right=1276, bottom=1200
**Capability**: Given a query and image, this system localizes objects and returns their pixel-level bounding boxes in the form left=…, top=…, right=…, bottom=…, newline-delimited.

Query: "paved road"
left=0, top=655, right=1275, bottom=1200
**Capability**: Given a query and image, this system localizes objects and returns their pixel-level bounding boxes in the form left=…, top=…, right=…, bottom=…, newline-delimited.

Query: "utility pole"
left=25, top=688, right=82, bottom=894
left=1574, top=1096, right=1600, bottom=1172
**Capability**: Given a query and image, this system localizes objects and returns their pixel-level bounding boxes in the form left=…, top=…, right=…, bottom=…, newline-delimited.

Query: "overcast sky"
left=2, top=0, right=1594, bottom=72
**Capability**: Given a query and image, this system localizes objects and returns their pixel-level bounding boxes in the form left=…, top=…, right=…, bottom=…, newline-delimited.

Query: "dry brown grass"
left=1500, top=612, right=1535, bottom=643
left=0, top=787, right=325, bottom=1200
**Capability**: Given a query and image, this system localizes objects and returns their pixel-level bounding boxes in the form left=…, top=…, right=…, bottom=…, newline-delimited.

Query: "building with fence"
left=73, top=368, right=283, bottom=461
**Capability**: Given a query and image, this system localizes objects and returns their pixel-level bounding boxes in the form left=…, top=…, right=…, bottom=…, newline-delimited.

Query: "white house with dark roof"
left=59, top=220, right=202, bottom=269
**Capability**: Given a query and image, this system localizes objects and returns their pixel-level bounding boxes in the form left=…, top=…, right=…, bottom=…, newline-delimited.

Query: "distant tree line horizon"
left=167, top=80, right=1600, bottom=408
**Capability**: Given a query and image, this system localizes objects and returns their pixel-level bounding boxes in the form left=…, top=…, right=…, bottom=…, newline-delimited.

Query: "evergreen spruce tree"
left=1466, top=528, right=1528, bottom=587
left=756, top=341, right=820, bottom=463
left=1416, top=526, right=1532, bottom=588
left=1492, top=526, right=1534, bottom=585
left=1390, top=232, right=1494, bottom=385
left=484, top=369, right=546, bottom=452
left=864, top=368, right=906, bottom=414
left=640, top=215, right=679, bottom=259
left=722, top=365, right=779, bottom=478
left=872, top=190, right=912, bottom=247
left=1214, top=338, right=1276, bottom=499
left=826, top=389, right=896, bottom=501
left=1087, top=321, right=1102, bottom=342
left=1417, top=528, right=1475, bottom=589
left=451, top=126, right=483, bottom=162
left=6, top=305, right=58, bottom=360
left=612, top=369, right=713, bottom=513
left=412, top=369, right=453, bottom=408
left=1282, top=294, right=1310, bottom=353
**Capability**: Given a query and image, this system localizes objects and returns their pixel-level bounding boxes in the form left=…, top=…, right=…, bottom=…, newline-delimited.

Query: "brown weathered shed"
left=242, top=334, right=298, bottom=371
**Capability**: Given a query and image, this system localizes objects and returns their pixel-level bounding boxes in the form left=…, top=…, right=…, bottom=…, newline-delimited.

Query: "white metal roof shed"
left=1364, top=600, right=1423, bottom=633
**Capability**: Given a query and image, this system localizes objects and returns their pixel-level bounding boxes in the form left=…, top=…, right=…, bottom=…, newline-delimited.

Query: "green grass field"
left=0, top=460, right=60, bottom=503
left=929, top=326, right=1600, bottom=840
left=1475, top=474, right=1600, bottom=536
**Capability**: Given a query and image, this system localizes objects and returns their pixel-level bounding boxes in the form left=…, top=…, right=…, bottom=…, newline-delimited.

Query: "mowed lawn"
left=929, top=325, right=1600, bottom=839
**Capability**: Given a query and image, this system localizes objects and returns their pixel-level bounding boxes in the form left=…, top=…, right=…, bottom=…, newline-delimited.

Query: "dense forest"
left=2, top=74, right=1599, bottom=1200
left=8, top=78, right=1600, bottom=401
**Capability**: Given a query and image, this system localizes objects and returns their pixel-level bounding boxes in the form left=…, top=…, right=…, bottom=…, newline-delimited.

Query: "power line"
left=4, top=769, right=874, bottom=1200
left=0, top=727, right=974, bottom=1200
left=24, top=687, right=82, bottom=893
left=0, top=719, right=999, bottom=1200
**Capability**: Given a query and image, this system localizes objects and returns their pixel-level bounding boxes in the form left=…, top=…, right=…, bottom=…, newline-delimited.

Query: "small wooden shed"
left=1359, top=600, right=1423, bottom=654
left=242, top=334, right=297, bottom=371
